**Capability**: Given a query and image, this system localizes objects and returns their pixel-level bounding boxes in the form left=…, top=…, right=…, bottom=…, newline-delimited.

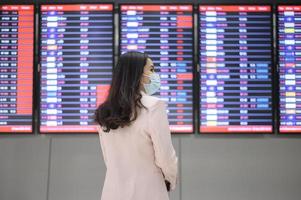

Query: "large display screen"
left=199, top=5, right=273, bottom=133
left=39, top=4, right=113, bottom=133
left=120, top=5, right=194, bottom=133
left=278, top=5, right=301, bottom=133
left=0, top=5, right=34, bottom=133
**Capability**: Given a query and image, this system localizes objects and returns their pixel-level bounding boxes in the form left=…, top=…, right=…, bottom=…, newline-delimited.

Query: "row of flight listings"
left=0, top=4, right=300, bottom=134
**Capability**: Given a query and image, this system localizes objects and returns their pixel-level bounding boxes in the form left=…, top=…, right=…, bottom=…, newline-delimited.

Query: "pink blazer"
left=98, top=92, right=178, bottom=200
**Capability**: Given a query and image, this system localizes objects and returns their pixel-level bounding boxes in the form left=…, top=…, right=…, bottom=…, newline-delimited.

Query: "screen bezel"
left=119, top=3, right=196, bottom=134
left=0, top=3, right=36, bottom=134
left=37, top=2, right=115, bottom=134
left=276, top=4, right=301, bottom=134
left=197, top=4, right=275, bottom=134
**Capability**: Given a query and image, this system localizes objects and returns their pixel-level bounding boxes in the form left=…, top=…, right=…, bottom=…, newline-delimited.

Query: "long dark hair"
left=95, top=51, right=149, bottom=132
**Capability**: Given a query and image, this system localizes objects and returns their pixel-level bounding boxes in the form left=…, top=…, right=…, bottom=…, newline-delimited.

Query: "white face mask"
left=143, top=73, right=161, bottom=95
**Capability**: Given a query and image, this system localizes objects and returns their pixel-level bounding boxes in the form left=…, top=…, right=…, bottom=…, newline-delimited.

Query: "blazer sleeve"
left=97, top=126, right=108, bottom=167
left=147, top=100, right=178, bottom=191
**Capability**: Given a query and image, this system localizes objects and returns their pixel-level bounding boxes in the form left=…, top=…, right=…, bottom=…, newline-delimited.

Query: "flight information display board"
left=0, top=5, right=34, bottom=133
left=199, top=5, right=273, bottom=133
left=120, top=5, right=194, bottom=133
left=278, top=5, right=301, bottom=133
left=39, top=4, right=113, bottom=133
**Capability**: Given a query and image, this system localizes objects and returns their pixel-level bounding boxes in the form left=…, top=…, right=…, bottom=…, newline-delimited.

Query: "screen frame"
left=37, top=2, right=115, bottom=134
left=0, top=3, right=36, bottom=134
left=197, top=3, right=275, bottom=134
left=119, top=3, right=196, bottom=134
left=276, top=4, right=301, bottom=134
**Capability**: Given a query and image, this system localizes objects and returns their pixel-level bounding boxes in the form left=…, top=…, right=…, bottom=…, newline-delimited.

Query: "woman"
left=95, top=51, right=178, bottom=200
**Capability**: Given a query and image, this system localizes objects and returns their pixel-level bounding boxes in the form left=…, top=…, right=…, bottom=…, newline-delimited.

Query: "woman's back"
left=98, top=93, right=178, bottom=200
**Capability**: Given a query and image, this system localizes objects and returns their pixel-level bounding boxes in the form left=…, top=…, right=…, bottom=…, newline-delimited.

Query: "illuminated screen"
left=278, top=5, right=301, bottom=133
left=39, top=4, right=113, bottom=133
left=120, top=5, right=194, bottom=133
left=0, top=5, right=34, bottom=133
left=199, top=5, right=273, bottom=133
